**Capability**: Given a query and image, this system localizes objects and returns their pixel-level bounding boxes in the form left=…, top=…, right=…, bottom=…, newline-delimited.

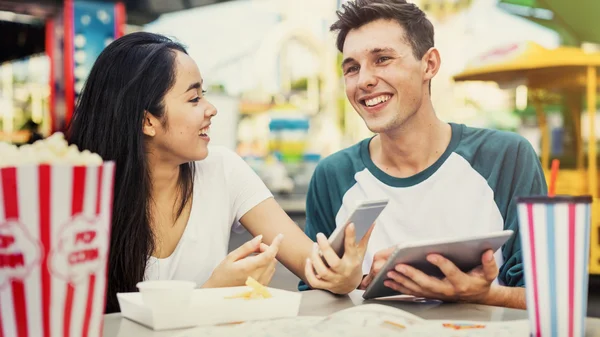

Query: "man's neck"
left=370, top=104, right=452, bottom=178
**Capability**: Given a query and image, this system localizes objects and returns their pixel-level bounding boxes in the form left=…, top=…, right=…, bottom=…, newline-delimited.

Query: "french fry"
left=245, top=277, right=272, bottom=299
left=225, top=277, right=272, bottom=300
left=383, top=320, right=406, bottom=329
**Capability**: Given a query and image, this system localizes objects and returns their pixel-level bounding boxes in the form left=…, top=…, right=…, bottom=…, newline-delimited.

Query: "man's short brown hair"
left=330, top=0, right=434, bottom=61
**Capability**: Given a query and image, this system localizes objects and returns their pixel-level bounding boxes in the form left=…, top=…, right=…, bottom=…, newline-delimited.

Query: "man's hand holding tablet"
left=360, top=230, right=513, bottom=303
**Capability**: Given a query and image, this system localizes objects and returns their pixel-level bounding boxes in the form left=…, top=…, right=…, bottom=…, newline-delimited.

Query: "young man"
left=301, top=0, right=546, bottom=309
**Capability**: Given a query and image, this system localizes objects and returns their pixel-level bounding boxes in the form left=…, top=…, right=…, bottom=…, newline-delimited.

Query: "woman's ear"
left=142, top=111, right=157, bottom=137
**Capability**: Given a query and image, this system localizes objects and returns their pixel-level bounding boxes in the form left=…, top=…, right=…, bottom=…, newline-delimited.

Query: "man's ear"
left=422, top=47, right=441, bottom=83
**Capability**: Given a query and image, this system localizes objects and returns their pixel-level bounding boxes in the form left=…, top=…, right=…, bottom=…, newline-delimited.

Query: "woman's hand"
left=203, top=234, right=283, bottom=288
left=304, top=223, right=374, bottom=294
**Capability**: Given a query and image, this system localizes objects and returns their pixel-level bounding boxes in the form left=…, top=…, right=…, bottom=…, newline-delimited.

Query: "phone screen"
left=347, top=205, right=386, bottom=241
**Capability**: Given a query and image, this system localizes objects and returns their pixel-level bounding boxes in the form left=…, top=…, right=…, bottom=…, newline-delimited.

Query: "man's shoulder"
left=314, top=138, right=367, bottom=174
left=457, top=124, right=536, bottom=159
left=462, top=124, right=529, bottom=146
left=454, top=124, right=542, bottom=188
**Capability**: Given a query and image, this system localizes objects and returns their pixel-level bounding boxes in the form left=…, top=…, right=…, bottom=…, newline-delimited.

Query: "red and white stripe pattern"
left=0, top=163, right=115, bottom=337
left=518, top=199, right=591, bottom=337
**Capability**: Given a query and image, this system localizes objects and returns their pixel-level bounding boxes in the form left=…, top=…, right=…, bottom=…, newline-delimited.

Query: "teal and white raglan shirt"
left=300, top=123, right=548, bottom=290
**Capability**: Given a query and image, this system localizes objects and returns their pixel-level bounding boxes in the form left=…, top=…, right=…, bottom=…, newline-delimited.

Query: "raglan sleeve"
left=498, top=138, right=548, bottom=287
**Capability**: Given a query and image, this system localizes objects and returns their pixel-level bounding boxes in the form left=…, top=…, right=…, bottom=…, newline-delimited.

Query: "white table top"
left=102, top=289, right=600, bottom=336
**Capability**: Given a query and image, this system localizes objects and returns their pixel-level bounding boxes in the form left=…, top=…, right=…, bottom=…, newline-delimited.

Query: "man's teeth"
left=365, top=95, right=391, bottom=107
left=199, top=126, right=210, bottom=136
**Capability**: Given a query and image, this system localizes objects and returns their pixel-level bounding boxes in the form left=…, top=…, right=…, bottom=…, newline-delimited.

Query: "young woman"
left=68, top=32, right=371, bottom=313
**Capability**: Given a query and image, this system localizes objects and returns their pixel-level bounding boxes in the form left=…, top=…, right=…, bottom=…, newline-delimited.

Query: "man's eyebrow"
left=341, top=47, right=396, bottom=68
left=341, top=57, right=356, bottom=68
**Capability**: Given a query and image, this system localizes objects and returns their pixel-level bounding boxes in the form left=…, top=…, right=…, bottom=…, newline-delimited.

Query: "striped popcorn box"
left=516, top=196, right=592, bottom=337
left=0, top=162, right=115, bottom=337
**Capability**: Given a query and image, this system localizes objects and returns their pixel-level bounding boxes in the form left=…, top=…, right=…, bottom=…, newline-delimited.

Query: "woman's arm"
left=239, top=197, right=371, bottom=294
left=239, top=197, right=312, bottom=284
left=221, top=147, right=367, bottom=293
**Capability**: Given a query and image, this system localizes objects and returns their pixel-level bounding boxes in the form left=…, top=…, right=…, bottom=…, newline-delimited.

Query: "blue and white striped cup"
left=516, top=195, right=592, bottom=337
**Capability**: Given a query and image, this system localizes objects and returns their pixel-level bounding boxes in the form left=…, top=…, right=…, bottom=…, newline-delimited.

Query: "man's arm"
left=479, top=136, right=547, bottom=309
left=497, top=137, right=548, bottom=289
left=480, top=136, right=548, bottom=310
left=479, top=286, right=526, bottom=309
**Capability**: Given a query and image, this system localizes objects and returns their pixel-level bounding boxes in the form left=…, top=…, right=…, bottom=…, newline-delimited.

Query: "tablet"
left=362, top=230, right=514, bottom=300
left=328, top=199, right=389, bottom=257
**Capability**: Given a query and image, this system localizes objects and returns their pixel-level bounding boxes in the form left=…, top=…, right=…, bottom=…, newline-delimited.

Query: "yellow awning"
left=453, top=42, right=600, bottom=89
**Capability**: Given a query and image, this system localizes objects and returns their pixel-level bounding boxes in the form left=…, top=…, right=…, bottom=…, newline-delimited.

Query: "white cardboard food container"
left=117, top=286, right=302, bottom=331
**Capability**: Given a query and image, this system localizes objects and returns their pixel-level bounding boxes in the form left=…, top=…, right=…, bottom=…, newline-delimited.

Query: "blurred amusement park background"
left=0, top=0, right=600, bottom=280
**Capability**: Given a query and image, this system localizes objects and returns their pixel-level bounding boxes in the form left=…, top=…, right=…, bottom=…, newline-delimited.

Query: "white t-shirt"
left=144, top=146, right=272, bottom=285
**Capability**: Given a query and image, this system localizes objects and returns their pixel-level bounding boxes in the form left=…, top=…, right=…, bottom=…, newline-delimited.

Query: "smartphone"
left=327, top=199, right=389, bottom=257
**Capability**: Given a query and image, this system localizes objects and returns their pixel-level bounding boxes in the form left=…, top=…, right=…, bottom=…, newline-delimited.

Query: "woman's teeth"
left=199, top=126, right=210, bottom=136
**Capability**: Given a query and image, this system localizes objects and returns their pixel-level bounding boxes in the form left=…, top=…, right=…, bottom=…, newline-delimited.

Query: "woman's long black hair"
left=68, top=32, right=195, bottom=313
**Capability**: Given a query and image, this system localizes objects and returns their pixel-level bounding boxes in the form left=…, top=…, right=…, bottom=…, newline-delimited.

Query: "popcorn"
left=0, top=132, right=103, bottom=168
left=0, top=130, right=115, bottom=337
